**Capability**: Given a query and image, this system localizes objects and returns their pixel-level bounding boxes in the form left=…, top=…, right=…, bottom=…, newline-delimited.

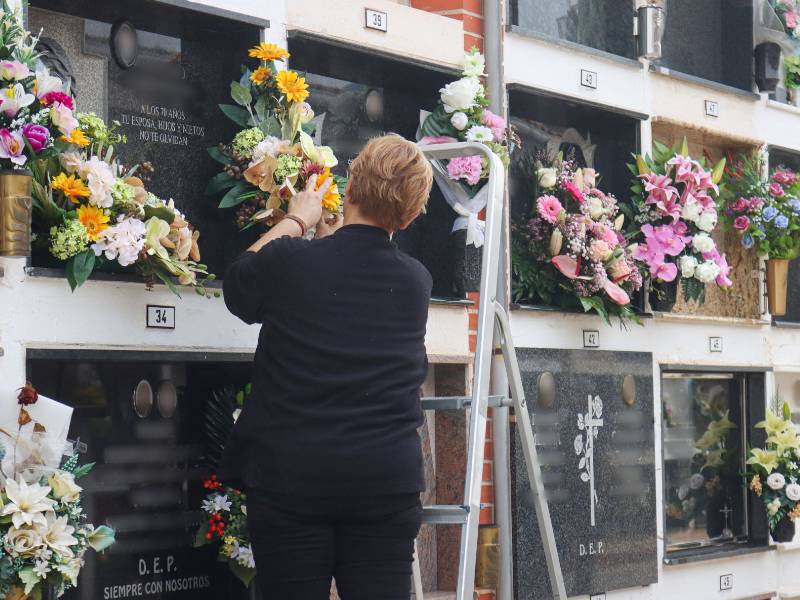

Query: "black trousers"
left=247, top=489, right=422, bottom=600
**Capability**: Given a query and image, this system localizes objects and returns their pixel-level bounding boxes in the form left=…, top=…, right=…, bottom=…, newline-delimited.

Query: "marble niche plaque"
left=512, top=348, right=657, bottom=599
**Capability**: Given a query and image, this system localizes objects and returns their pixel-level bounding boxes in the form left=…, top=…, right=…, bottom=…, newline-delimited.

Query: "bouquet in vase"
left=768, top=0, right=800, bottom=38
left=30, top=114, right=215, bottom=296
left=0, top=386, right=115, bottom=599
left=627, top=139, right=731, bottom=307
left=512, top=151, right=643, bottom=326
left=417, top=49, right=513, bottom=246
left=206, top=43, right=342, bottom=232
left=746, top=403, right=800, bottom=539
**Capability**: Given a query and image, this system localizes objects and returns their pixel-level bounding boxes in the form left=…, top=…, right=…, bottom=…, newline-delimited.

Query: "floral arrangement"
left=0, top=386, right=115, bottom=599
left=786, top=55, right=800, bottom=89
left=627, top=139, right=731, bottom=305
left=0, top=6, right=75, bottom=172
left=511, top=151, right=643, bottom=326
left=206, top=42, right=342, bottom=232
left=769, top=0, right=800, bottom=38
left=30, top=114, right=215, bottom=296
left=721, top=150, right=800, bottom=260
left=418, top=48, right=511, bottom=189
left=193, top=475, right=254, bottom=588
left=746, top=403, right=800, bottom=531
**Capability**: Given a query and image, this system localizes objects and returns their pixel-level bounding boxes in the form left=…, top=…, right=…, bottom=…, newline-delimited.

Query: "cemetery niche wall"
left=28, top=0, right=263, bottom=277
left=288, top=34, right=476, bottom=298
left=27, top=350, right=252, bottom=600
left=511, top=348, right=657, bottom=599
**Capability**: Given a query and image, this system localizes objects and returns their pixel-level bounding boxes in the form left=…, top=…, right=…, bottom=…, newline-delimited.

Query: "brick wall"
left=410, top=0, right=484, bottom=51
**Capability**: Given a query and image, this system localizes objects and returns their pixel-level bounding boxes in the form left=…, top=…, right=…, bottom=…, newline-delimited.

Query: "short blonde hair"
left=348, top=134, right=433, bottom=231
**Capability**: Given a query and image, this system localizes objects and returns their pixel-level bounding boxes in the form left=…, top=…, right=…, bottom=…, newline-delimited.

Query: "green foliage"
left=65, top=250, right=96, bottom=291
left=204, top=385, right=237, bottom=469
left=205, top=172, right=237, bottom=196
left=218, top=182, right=251, bottom=209
left=218, top=104, right=252, bottom=128
left=207, top=146, right=234, bottom=166
left=786, top=55, right=800, bottom=89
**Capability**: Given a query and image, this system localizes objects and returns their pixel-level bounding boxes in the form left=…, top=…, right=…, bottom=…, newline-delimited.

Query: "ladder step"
left=420, top=394, right=512, bottom=411
left=422, top=504, right=470, bottom=524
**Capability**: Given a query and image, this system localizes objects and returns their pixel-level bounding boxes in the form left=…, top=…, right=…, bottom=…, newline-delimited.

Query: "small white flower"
left=33, top=559, right=51, bottom=579
left=679, top=255, right=698, bottom=278
left=767, top=472, right=787, bottom=490
left=786, top=482, right=800, bottom=501
left=692, top=233, right=715, bottom=253
left=210, top=494, right=232, bottom=513
left=450, top=111, right=469, bottom=131
left=694, top=260, right=721, bottom=283
left=768, top=497, right=782, bottom=516
left=465, top=125, right=493, bottom=143
left=462, top=51, right=486, bottom=77
left=235, top=543, right=256, bottom=569
left=689, top=473, right=705, bottom=490
left=232, top=408, right=241, bottom=423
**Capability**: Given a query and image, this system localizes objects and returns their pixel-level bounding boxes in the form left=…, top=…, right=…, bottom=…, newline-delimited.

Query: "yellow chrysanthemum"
left=60, top=128, right=90, bottom=147
left=276, top=70, right=309, bottom=103
left=316, top=168, right=341, bottom=212
left=248, top=43, right=289, bottom=62
left=76, top=205, right=109, bottom=241
left=51, top=173, right=90, bottom=203
left=250, top=66, right=272, bottom=86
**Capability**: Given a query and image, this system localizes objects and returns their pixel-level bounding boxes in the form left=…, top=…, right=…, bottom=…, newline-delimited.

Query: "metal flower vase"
left=0, top=169, right=33, bottom=257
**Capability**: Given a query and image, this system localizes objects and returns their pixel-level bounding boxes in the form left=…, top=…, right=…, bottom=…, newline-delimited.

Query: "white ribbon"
left=431, top=167, right=488, bottom=248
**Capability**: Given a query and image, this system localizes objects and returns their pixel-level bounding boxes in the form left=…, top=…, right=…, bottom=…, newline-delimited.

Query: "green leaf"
left=228, top=559, right=257, bottom=588
left=143, top=205, right=176, bottom=225
left=301, top=121, right=317, bottom=136
left=218, top=182, right=252, bottom=209
left=66, top=250, right=96, bottom=291
left=206, top=172, right=237, bottom=196
left=254, top=95, right=269, bottom=122
left=219, top=104, right=251, bottom=128
left=207, top=146, right=234, bottom=165
left=230, top=81, right=253, bottom=107
left=193, top=522, right=211, bottom=547
left=259, top=116, right=281, bottom=137
left=72, top=461, right=95, bottom=479
left=419, top=104, right=455, bottom=139
left=18, top=567, right=39, bottom=595
left=152, top=268, right=182, bottom=298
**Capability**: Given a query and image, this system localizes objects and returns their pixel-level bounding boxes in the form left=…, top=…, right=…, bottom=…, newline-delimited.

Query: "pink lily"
left=715, top=254, right=733, bottom=288
left=0, top=128, right=27, bottom=165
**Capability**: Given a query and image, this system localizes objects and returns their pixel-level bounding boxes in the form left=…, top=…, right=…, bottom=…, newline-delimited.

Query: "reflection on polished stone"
left=511, top=0, right=636, bottom=59
left=512, top=348, right=657, bottom=599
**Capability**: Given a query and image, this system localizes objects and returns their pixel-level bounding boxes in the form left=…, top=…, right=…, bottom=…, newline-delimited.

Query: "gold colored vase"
left=0, top=169, right=32, bottom=257
left=766, top=258, right=789, bottom=316
left=4, top=586, right=28, bottom=600
left=475, top=525, right=499, bottom=589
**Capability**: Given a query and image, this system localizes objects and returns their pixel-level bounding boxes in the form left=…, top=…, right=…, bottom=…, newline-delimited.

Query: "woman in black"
left=222, top=134, right=434, bottom=599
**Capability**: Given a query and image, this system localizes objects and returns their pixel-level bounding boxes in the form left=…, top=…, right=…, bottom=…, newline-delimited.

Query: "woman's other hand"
left=315, top=213, right=343, bottom=239
left=288, top=174, right=334, bottom=231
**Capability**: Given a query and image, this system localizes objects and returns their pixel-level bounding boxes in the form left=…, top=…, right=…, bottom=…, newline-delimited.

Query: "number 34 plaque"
left=146, top=305, right=176, bottom=329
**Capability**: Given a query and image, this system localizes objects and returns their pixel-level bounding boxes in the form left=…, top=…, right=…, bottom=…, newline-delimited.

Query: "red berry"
left=205, top=533, right=212, bottom=540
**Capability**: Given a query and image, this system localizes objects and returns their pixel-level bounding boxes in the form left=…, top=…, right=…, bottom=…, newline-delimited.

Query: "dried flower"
left=17, top=382, right=38, bottom=406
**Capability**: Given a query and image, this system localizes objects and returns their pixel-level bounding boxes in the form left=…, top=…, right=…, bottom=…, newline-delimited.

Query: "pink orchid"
left=672, top=220, right=692, bottom=243
left=551, top=255, right=579, bottom=279
left=703, top=248, right=721, bottom=262
left=651, top=261, right=678, bottom=282
left=715, top=254, right=733, bottom=288
left=603, top=279, right=630, bottom=305
left=537, top=195, right=563, bottom=224
left=734, top=215, right=750, bottom=230
left=0, top=128, right=27, bottom=165
left=652, top=224, right=686, bottom=256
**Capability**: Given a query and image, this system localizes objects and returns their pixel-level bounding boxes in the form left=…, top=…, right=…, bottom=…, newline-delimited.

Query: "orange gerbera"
left=248, top=43, right=289, bottom=62
left=250, top=66, right=272, bottom=85
left=276, top=70, right=309, bottom=103
left=76, top=205, right=110, bottom=241
left=316, top=168, right=341, bottom=212
left=51, top=173, right=90, bottom=203
left=60, top=128, right=90, bottom=147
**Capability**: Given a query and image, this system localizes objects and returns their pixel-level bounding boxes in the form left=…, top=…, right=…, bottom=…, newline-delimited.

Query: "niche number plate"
left=583, top=330, right=600, bottom=348
left=147, top=305, right=175, bottom=329
left=365, top=9, right=388, bottom=32
left=581, top=69, right=598, bottom=89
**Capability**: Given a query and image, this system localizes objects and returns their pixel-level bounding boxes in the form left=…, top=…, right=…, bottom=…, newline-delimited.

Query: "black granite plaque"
left=28, top=354, right=251, bottom=600
left=659, top=0, right=753, bottom=90
left=510, top=0, right=635, bottom=59
left=512, top=348, right=657, bottom=599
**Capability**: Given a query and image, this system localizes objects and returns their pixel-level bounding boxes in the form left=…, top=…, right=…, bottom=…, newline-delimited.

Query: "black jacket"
left=221, top=224, right=432, bottom=496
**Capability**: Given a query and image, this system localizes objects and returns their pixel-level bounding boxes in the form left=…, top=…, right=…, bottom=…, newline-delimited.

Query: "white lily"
left=34, top=68, right=63, bottom=98
left=36, top=510, right=78, bottom=558
left=0, top=82, right=34, bottom=117
left=1, top=477, right=55, bottom=528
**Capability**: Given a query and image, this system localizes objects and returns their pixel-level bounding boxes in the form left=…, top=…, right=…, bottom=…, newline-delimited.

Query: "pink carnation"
left=447, top=155, right=483, bottom=186
left=537, top=195, right=563, bottom=224
left=481, top=109, right=507, bottom=142
left=787, top=10, right=797, bottom=28
left=39, top=91, right=74, bottom=109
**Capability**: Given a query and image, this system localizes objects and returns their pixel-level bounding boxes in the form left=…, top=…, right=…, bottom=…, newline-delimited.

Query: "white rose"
left=694, top=260, right=721, bottom=283
left=787, top=483, right=800, bottom=501
left=697, top=209, right=718, bottom=232
left=768, top=472, right=787, bottom=490
left=692, top=233, right=715, bottom=253
left=48, top=472, right=82, bottom=503
left=588, top=196, right=604, bottom=219
left=537, top=167, right=557, bottom=189
left=462, top=51, right=485, bottom=77
left=7, top=526, right=44, bottom=556
left=681, top=200, right=702, bottom=223
left=439, top=76, right=482, bottom=114
left=450, top=111, right=469, bottom=131
left=679, top=255, right=698, bottom=278
left=769, top=498, right=782, bottom=516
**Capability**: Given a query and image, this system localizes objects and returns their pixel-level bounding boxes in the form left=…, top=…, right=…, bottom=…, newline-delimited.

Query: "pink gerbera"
left=562, top=180, right=584, bottom=203
left=537, top=195, right=563, bottom=224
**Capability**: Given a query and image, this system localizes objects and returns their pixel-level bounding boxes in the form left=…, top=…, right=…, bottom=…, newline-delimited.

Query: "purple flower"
left=776, top=214, right=790, bottom=229
left=21, top=123, right=49, bottom=153
left=763, top=206, right=778, bottom=221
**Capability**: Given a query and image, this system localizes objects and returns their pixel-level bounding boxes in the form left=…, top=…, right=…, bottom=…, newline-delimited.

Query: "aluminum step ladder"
left=413, top=142, right=566, bottom=600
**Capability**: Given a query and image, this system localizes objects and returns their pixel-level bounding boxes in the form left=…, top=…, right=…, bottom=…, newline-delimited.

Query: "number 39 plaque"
left=146, top=305, right=176, bottom=329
